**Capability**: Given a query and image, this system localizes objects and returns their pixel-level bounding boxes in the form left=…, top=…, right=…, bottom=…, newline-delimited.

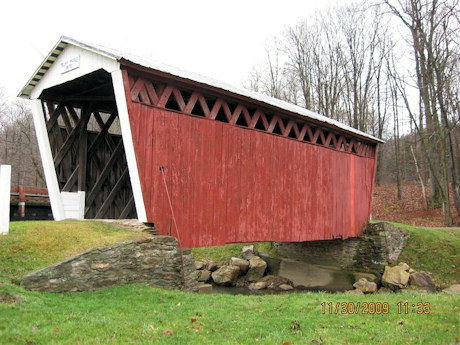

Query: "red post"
left=18, top=186, right=25, bottom=218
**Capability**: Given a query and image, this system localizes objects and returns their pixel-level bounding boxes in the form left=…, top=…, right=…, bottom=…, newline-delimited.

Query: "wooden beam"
left=53, top=119, right=81, bottom=168
left=87, top=112, right=117, bottom=158
left=66, top=105, right=80, bottom=126
left=46, top=103, right=65, bottom=133
left=85, top=140, right=124, bottom=208
left=119, top=195, right=135, bottom=219
left=60, top=108, right=73, bottom=134
left=78, top=105, right=91, bottom=191
left=94, top=167, right=129, bottom=218
left=62, top=166, right=78, bottom=192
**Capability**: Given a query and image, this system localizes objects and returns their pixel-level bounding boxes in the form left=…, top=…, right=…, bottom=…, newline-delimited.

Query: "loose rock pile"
left=351, top=262, right=437, bottom=294
left=196, top=245, right=295, bottom=291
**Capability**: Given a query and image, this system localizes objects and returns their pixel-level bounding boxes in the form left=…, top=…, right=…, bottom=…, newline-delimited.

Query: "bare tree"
left=384, top=0, right=460, bottom=224
left=246, top=1, right=393, bottom=139
left=0, top=94, right=45, bottom=187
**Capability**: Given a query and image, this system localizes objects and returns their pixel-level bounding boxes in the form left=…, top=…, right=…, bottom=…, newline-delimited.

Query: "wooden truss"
left=128, top=74, right=376, bottom=158
left=41, top=99, right=136, bottom=219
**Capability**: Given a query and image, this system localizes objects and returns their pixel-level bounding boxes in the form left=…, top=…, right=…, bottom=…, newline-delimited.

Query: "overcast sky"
left=0, top=0, right=348, bottom=99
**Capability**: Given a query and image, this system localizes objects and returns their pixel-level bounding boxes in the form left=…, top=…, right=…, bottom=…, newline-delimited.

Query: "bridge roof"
left=19, top=36, right=383, bottom=144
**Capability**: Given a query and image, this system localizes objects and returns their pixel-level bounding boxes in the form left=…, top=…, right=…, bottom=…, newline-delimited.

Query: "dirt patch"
left=0, top=294, right=20, bottom=304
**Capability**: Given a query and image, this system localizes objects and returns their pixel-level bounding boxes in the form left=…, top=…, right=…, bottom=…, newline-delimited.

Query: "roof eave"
left=119, top=58, right=385, bottom=145
left=18, top=36, right=120, bottom=99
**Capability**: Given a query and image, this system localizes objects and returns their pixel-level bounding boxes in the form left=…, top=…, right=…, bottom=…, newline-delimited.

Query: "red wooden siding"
left=123, top=71, right=377, bottom=248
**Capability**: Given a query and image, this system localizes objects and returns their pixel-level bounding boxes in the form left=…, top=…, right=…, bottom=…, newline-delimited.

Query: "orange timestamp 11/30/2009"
left=321, top=302, right=431, bottom=314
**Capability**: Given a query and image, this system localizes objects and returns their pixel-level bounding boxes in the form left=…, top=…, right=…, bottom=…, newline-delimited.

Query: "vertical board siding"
left=128, top=103, right=376, bottom=248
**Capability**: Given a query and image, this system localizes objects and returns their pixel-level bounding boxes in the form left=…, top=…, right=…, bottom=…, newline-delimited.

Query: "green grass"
left=1, top=284, right=459, bottom=344
left=390, top=223, right=460, bottom=285
left=192, top=242, right=278, bottom=262
left=0, top=221, right=140, bottom=284
left=0, top=221, right=459, bottom=344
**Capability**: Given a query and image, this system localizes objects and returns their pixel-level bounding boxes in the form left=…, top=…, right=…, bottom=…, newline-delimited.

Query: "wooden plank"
left=155, top=109, right=170, bottom=235
left=85, top=140, right=124, bottom=209
left=283, top=139, right=293, bottom=241
left=203, top=120, right=215, bottom=246
left=249, top=109, right=262, bottom=129
left=267, top=115, right=279, bottom=133
left=225, top=125, right=240, bottom=244
left=180, top=115, right=193, bottom=245
left=209, top=99, right=223, bottom=120
left=144, top=105, right=154, bottom=214
left=172, top=88, right=186, bottom=111
left=241, top=107, right=251, bottom=126
left=169, top=111, right=182, bottom=243
left=130, top=78, right=147, bottom=102
left=126, top=95, right=377, bottom=246
left=46, top=103, right=65, bottom=133
left=216, top=122, right=228, bottom=245
left=156, top=85, right=174, bottom=109
left=95, top=167, right=129, bottom=218
left=144, top=81, right=159, bottom=105
left=78, top=106, right=90, bottom=191
left=183, top=92, right=200, bottom=114
left=66, top=105, right=80, bottom=126
left=198, top=95, right=210, bottom=117
left=350, top=154, right=356, bottom=235
left=53, top=119, right=81, bottom=168
left=229, top=104, right=243, bottom=125
left=119, top=195, right=135, bottom=219
left=62, top=166, right=78, bottom=192
left=87, top=113, right=117, bottom=159
left=60, top=107, right=73, bottom=134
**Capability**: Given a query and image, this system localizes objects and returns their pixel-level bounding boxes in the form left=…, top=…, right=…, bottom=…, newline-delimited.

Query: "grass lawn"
left=390, top=223, right=460, bottom=285
left=0, top=221, right=459, bottom=344
left=0, top=221, right=140, bottom=284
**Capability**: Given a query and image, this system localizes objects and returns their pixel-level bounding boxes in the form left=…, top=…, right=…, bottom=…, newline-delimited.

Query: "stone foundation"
left=21, top=236, right=197, bottom=292
left=274, top=222, right=409, bottom=272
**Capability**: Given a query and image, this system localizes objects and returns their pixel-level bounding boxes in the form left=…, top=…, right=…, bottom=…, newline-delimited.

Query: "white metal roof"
left=19, top=36, right=384, bottom=143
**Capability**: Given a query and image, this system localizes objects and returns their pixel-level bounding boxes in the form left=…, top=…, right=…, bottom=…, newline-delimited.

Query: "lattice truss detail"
left=128, top=75, right=376, bottom=157
left=42, top=100, right=136, bottom=219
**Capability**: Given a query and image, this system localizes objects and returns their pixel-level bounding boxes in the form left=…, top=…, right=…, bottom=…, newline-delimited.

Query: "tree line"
left=245, top=0, right=459, bottom=225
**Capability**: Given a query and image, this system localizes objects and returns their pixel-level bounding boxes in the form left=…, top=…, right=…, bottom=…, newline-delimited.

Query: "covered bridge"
left=19, top=36, right=383, bottom=248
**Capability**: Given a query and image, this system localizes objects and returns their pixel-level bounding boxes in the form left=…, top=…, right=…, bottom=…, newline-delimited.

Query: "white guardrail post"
left=0, top=165, right=12, bottom=234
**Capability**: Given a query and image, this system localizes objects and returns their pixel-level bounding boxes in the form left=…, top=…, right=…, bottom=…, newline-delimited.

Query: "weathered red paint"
left=123, top=71, right=378, bottom=248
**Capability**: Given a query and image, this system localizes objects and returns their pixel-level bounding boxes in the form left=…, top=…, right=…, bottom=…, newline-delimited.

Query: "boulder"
left=279, top=284, right=294, bottom=291
left=249, top=281, right=269, bottom=290
left=207, top=261, right=221, bottom=272
left=211, top=265, right=241, bottom=286
left=353, top=272, right=379, bottom=284
left=259, top=252, right=281, bottom=275
left=442, top=284, right=460, bottom=295
left=195, top=261, right=205, bottom=270
left=353, top=278, right=378, bottom=293
left=242, top=245, right=256, bottom=260
left=382, top=265, right=410, bottom=290
left=398, top=262, right=410, bottom=271
left=260, top=275, right=293, bottom=290
left=409, top=271, right=436, bottom=292
left=245, top=256, right=267, bottom=282
left=230, top=257, right=250, bottom=274
left=197, top=269, right=211, bottom=282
